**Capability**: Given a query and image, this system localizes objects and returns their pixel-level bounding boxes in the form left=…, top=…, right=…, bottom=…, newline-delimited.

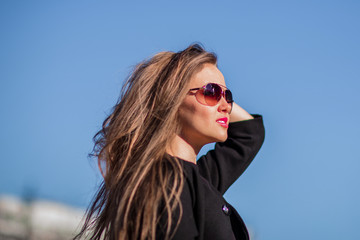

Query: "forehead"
left=189, top=63, right=226, bottom=88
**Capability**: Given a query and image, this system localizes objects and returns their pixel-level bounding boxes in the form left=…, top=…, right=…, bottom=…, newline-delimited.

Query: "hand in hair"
left=229, top=102, right=254, bottom=122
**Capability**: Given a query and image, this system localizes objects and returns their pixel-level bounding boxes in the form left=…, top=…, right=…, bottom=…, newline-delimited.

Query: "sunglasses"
left=189, top=83, right=234, bottom=112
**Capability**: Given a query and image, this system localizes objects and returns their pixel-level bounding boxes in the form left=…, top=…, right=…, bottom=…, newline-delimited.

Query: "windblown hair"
left=74, top=44, right=217, bottom=240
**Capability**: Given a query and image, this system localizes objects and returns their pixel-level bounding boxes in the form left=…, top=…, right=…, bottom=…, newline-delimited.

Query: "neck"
left=167, top=135, right=202, bottom=164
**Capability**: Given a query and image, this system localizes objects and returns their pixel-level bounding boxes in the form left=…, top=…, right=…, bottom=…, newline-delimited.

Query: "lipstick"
left=216, top=117, right=228, bottom=128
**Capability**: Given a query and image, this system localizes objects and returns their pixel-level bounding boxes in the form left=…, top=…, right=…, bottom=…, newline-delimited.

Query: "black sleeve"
left=196, top=115, right=265, bottom=194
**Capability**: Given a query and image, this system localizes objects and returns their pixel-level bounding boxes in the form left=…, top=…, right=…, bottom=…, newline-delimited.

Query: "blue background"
left=1, top=1, right=359, bottom=239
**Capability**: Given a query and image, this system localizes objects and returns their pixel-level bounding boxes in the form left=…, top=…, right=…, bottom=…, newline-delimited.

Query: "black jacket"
left=166, top=115, right=265, bottom=240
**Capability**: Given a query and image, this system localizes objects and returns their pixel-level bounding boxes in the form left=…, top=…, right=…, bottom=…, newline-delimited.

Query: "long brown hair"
left=75, top=44, right=217, bottom=240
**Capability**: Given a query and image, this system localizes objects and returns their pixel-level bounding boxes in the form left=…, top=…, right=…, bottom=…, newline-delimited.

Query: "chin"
left=213, top=133, right=228, bottom=143
left=218, top=136, right=228, bottom=142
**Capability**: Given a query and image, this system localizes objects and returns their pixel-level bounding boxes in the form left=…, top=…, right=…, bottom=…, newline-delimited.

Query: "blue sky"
left=1, top=1, right=359, bottom=239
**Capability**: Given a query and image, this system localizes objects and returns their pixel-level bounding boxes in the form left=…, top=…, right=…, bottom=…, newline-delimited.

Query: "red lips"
left=216, top=117, right=228, bottom=128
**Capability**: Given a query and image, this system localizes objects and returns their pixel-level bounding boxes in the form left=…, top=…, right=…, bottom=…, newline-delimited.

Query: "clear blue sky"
left=1, top=1, right=359, bottom=239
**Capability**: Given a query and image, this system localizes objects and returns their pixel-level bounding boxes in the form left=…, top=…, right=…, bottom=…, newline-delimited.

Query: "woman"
left=75, top=44, right=264, bottom=240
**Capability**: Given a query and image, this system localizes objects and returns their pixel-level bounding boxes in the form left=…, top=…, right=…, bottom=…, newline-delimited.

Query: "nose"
left=217, top=96, right=232, bottom=114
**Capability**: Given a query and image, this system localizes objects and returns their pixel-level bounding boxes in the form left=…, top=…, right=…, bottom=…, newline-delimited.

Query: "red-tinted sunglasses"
left=189, top=83, right=234, bottom=112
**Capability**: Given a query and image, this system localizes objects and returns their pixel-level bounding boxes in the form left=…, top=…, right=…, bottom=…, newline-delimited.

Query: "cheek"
left=178, top=101, right=197, bottom=125
left=179, top=101, right=213, bottom=130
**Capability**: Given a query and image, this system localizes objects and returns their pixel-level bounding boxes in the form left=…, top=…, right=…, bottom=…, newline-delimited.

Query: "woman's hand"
left=229, top=102, right=254, bottom=122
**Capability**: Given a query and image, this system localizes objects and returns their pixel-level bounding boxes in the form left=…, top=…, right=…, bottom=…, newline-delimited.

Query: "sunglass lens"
left=225, top=89, right=233, bottom=103
left=203, top=83, right=221, bottom=106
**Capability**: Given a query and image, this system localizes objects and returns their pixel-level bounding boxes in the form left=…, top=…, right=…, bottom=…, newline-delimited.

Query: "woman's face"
left=178, top=63, right=232, bottom=150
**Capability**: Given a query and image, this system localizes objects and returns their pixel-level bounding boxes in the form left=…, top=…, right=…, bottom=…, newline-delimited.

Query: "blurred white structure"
left=0, top=195, right=85, bottom=240
left=0, top=195, right=257, bottom=240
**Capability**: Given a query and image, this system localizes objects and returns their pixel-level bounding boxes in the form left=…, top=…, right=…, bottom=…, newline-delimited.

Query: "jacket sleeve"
left=196, top=115, right=265, bottom=194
